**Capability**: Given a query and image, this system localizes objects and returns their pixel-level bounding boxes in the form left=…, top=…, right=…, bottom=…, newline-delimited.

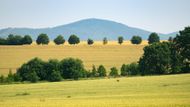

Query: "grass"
left=0, top=74, right=189, bottom=107
left=0, top=41, right=147, bottom=75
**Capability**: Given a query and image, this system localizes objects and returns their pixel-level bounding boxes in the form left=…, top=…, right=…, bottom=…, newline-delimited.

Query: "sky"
left=0, top=0, right=190, bottom=34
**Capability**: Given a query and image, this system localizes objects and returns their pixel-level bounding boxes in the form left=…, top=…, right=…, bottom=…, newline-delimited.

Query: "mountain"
left=0, top=18, right=177, bottom=40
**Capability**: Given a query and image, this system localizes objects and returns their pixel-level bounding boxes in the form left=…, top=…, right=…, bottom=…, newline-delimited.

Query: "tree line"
left=0, top=32, right=161, bottom=45
left=0, top=27, right=189, bottom=84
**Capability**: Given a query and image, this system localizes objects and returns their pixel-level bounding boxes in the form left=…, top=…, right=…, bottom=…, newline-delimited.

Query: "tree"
left=17, top=57, right=46, bottom=81
left=103, top=37, right=108, bottom=45
left=0, top=75, right=5, bottom=83
left=22, top=35, right=33, bottom=45
left=168, top=36, right=173, bottom=42
left=139, top=42, right=172, bottom=75
left=28, top=70, right=39, bottom=83
left=68, top=35, right=80, bottom=45
left=118, top=36, right=124, bottom=45
left=174, top=27, right=190, bottom=72
left=7, top=34, right=23, bottom=45
left=36, top=33, right=49, bottom=45
left=97, top=65, right=106, bottom=77
left=131, top=36, right=142, bottom=44
left=109, top=67, right=119, bottom=77
left=148, top=33, right=160, bottom=44
left=44, top=59, right=61, bottom=81
left=6, top=70, right=14, bottom=83
left=87, top=38, right=94, bottom=45
left=91, top=65, right=99, bottom=77
left=48, top=70, right=62, bottom=82
left=60, top=58, right=85, bottom=80
left=54, top=35, right=65, bottom=45
left=0, top=37, right=7, bottom=45
left=120, top=63, right=139, bottom=76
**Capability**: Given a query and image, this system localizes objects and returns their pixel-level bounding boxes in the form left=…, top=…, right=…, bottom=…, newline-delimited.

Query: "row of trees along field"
left=0, top=33, right=161, bottom=45
left=0, top=27, right=189, bottom=84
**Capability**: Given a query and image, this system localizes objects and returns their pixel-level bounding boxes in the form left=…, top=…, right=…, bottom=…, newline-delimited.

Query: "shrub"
left=91, top=65, right=99, bottom=77
left=103, top=37, right=108, bottom=45
left=48, top=70, right=62, bottom=82
left=87, top=38, right=94, bottom=45
left=36, top=33, right=49, bottom=45
left=60, top=58, right=85, bottom=80
left=109, top=67, right=119, bottom=77
left=17, top=57, right=46, bottom=81
left=54, top=35, right=65, bottom=45
left=120, top=63, right=139, bottom=76
left=97, top=65, right=106, bottom=77
left=118, top=36, right=124, bottom=44
left=139, top=42, right=172, bottom=75
left=7, top=34, right=23, bottom=45
left=0, top=75, right=5, bottom=83
left=148, top=32, right=160, bottom=44
left=68, top=35, right=80, bottom=45
left=131, top=36, right=142, bottom=44
left=22, top=35, right=32, bottom=45
left=0, top=37, right=7, bottom=45
left=28, top=71, right=39, bottom=83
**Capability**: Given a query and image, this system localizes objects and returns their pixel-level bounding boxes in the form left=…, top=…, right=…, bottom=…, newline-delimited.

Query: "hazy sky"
left=0, top=0, right=190, bottom=33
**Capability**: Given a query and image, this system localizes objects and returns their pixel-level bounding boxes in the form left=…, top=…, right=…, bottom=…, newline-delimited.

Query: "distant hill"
left=0, top=18, right=178, bottom=40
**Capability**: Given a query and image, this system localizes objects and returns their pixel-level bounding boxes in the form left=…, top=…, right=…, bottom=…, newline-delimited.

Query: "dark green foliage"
left=91, top=65, right=99, bottom=77
left=87, top=38, right=94, bottom=45
left=36, top=33, right=49, bottom=45
left=17, top=57, right=46, bottom=81
left=168, top=36, right=173, bottom=42
left=6, top=70, right=15, bottom=83
left=118, top=36, right=124, bottom=44
left=0, top=37, right=7, bottom=45
left=60, top=58, right=85, bottom=80
left=44, top=59, right=61, bottom=81
left=174, top=27, right=190, bottom=72
left=68, top=35, right=80, bottom=45
left=22, top=35, right=32, bottom=45
left=120, top=63, right=139, bottom=76
left=28, top=71, right=39, bottom=83
left=97, top=65, right=106, bottom=77
left=148, top=33, right=160, bottom=44
left=131, top=36, right=142, bottom=44
left=109, top=67, right=119, bottom=77
left=0, top=75, right=5, bottom=83
left=103, top=37, right=108, bottom=45
left=7, top=34, right=23, bottom=45
left=139, top=42, right=172, bottom=75
left=48, top=70, right=62, bottom=82
left=54, top=35, right=65, bottom=45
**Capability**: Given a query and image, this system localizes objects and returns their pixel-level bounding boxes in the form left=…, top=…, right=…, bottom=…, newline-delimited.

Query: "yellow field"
left=0, top=41, right=147, bottom=75
left=0, top=74, right=189, bottom=107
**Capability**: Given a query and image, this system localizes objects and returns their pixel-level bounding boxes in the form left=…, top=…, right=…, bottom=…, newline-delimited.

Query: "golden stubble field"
left=0, top=74, right=189, bottom=107
left=0, top=41, right=148, bottom=75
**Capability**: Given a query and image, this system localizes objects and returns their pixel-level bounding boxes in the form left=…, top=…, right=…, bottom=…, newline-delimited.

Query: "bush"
left=7, top=34, right=23, bottom=45
left=103, top=37, right=108, bottom=45
left=36, top=33, right=49, bottom=45
left=109, top=67, right=119, bottom=77
left=48, top=70, right=62, bottom=82
left=97, top=65, right=106, bottom=77
left=68, top=35, right=80, bottom=45
left=54, top=35, right=65, bottom=45
left=28, top=71, right=39, bottom=83
left=0, top=75, right=5, bottom=83
left=139, top=42, right=172, bottom=75
left=131, top=36, right=142, bottom=44
left=0, top=37, right=7, bottom=45
left=118, top=36, right=124, bottom=44
left=148, top=33, right=160, bottom=44
left=91, top=65, right=99, bottom=77
left=87, top=38, right=94, bottom=45
left=120, top=63, right=139, bottom=76
left=60, top=58, right=85, bottom=80
left=17, top=57, right=46, bottom=81
left=22, top=35, right=32, bottom=45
